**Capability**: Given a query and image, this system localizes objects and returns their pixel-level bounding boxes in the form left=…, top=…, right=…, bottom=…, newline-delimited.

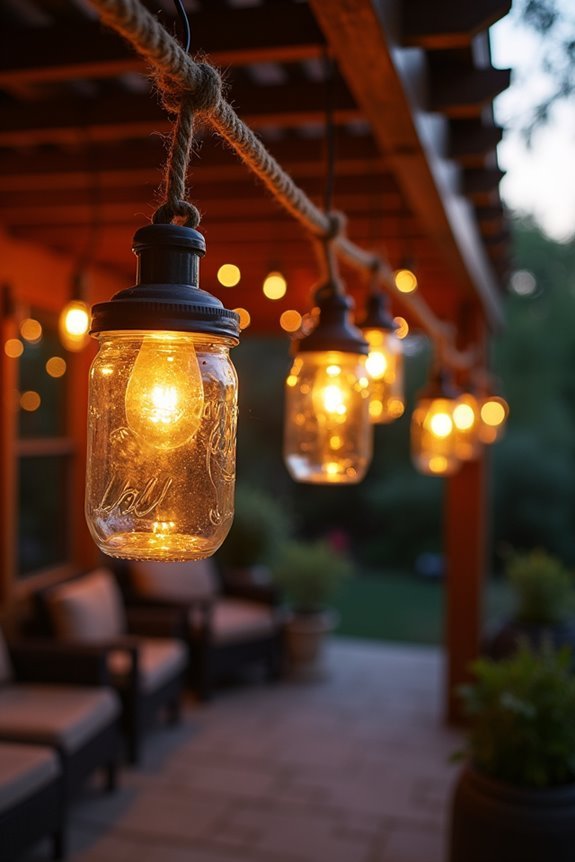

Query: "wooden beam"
left=0, top=81, right=360, bottom=147
left=309, top=0, right=504, bottom=325
left=0, top=4, right=324, bottom=87
left=403, top=0, right=512, bottom=49
left=450, top=121, right=503, bottom=167
left=430, top=67, right=511, bottom=118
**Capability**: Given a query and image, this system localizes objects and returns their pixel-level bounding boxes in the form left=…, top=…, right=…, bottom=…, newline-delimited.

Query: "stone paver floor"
left=27, top=639, right=462, bottom=862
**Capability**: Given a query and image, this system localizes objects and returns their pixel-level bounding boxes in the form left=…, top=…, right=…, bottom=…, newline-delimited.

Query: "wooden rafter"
left=0, top=4, right=324, bottom=88
left=403, top=0, right=512, bottom=49
left=308, top=0, right=504, bottom=326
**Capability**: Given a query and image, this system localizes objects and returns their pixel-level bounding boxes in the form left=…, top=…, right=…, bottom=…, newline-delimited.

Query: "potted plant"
left=271, top=539, right=353, bottom=675
left=450, top=647, right=575, bottom=861
left=217, top=484, right=291, bottom=586
left=488, top=550, right=575, bottom=659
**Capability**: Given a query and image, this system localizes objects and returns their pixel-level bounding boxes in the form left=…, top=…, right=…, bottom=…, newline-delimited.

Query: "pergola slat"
left=403, top=0, right=511, bottom=49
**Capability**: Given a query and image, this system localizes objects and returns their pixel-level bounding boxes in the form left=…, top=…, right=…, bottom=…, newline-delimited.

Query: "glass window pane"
left=18, top=456, right=69, bottom=577
left=18, top=312, right=68, bottom=439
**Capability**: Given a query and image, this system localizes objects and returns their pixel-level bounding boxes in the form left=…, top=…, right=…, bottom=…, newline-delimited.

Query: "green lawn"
left=333, top=571, right=514, bottom=645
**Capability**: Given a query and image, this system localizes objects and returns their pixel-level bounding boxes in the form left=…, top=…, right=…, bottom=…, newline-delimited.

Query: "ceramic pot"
left=284, top=609, right=338, bottom=674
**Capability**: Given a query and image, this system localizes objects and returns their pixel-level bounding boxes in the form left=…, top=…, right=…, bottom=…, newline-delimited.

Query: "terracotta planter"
left=284, top=610, right=338, bottom=676
left=450, top=766, right=575, bottom=862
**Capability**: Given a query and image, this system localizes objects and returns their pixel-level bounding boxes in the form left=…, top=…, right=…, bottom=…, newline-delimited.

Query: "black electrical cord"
left=173, top=0, right=191, bottom=53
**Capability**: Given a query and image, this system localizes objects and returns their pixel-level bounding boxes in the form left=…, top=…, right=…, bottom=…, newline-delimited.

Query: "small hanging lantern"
left=452, top=390, right=482, bottom=461
left=284, top=281, right=373, bottom=485
left=59, top=272, right=90, bottom=352
left=478, top=393, right=509, bottom=444
left=356, top=291, right=404, bottom=424
left=411, top=368, right=460, bottom=477
left=85, top=224, right=240, bottom=561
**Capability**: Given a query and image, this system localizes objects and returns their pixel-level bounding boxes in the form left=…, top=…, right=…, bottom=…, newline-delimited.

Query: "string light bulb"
left=284, top=281, right=373, bottom=485
left=357, top=292, right=404, bottom=424
left=85, top=224, right=240, bottom=561
left=59, top=296, right=90, bottom=353
left=411, top=368, right=461, bottom=477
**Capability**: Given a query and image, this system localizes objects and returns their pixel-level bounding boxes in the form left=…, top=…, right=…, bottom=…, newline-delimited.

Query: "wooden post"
left=444, top=303, right=488, bottom=723
left=0, top=286, right=17, bottom=604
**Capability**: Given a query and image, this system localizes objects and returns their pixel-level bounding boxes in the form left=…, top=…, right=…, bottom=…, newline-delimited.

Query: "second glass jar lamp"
left=284, top=284, right=373, bottom=485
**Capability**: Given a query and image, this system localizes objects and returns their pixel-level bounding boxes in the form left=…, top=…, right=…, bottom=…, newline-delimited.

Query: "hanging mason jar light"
left=478, top=392, right=509, bottom=444
left=452, top=389, right=482, bottom=461
left=357, top=291, right=404, bottom=423
left=59, top=272, right=90, bottom=352
left=85, top=224, right=240, bottom=561
left=284, top=281, right=373, bottom=485
left=411, top=368, right=461, bottom=476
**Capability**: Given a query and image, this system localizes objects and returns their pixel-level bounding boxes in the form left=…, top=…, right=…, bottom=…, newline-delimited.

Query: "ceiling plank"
left=449, top=121, right=503, bottom=166
left=0, top=80, right=360, bottom=147
left=429, top=67, right=511, bottom=118
left=0, top=4, right=324, bottom=87
left=309, top=0, right=504, bottom=326
left=403, top=0, right=512, bottom=49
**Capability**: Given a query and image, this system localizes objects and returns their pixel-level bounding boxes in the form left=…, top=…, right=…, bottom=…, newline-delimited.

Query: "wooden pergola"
left=0, top=0, right=510, bottom=721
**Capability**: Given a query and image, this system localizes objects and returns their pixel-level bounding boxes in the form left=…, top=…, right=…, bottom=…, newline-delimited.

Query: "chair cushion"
left=0, top=628, right=13, bottom=684
left=107, top=639, right=187, bottom=694
left=0, top=743, right=59, bottom=814
left=131, top=559, right=219, bottom=603
left=0, top=685, right=120, bottom=754
left=46, top=568, right=126, bottom=641
left=209, top=599, right=277, bottom=645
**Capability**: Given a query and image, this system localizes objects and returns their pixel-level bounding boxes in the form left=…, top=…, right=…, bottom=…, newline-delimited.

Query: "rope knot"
left=323, top=210, right=347, bottom=242
left=160, top=62, right=222, bottom=115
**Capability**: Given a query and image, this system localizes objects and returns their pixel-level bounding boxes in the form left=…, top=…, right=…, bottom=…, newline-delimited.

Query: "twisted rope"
left=88, top=0, right=470, bottom=369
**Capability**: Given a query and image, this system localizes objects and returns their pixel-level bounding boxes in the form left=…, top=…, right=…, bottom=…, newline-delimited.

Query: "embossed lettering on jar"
left=85, top=331, right=238, bottom=561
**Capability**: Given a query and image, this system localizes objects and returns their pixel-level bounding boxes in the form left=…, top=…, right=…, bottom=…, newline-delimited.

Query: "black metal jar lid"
left=90, top=224, right=240, bottom=341
left=295, top=281, right=368, bottom=355
left=356, top=292, right=397, bottom=332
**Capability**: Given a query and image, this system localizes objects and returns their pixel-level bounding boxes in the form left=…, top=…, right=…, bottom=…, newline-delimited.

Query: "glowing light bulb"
left=453, top=403, right=475, bottom=431
left=263, top=271, right=287, bottom=300
left=59, top=300, right=90, bottom=352
left=394, top=269, right=417, bottom=294
left=453, top=392, right=481, bottom=460
left=478, top=395, right=509, bottom=444
left=124, top=335, right=204, bottom=451
left=429, top=412, right=453, bottom=438
left=365, top=349, right=388, bottom=380
left=360, top=327, right=404, bottom=425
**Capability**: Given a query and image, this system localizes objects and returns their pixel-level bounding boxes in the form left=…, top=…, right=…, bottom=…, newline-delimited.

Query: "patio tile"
left=36, top=639, right=458, bottom=862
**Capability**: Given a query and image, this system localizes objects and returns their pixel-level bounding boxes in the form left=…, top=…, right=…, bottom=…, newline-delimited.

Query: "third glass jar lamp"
left=411, top=368, right=461, bottom=477
left=356, top=291, right=404, bottom=423
left=85, top=224, right=240, bottom=561
left=284, top=283, right=373, bottom=485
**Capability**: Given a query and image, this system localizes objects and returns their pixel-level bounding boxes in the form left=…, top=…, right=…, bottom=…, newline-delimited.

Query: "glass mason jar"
left=362, top=327, right=405, bottom=423
left=411, top=395, right=460, bottom=477
left=85, top=330, right=238, bottom=561
left=284, top=349, right=372, bottom=484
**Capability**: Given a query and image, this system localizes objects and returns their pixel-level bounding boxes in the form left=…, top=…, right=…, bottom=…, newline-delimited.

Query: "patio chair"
left=0, top=742, right=65, bottom=861
left=0, top=626, right=121, bottom=810
left=34, top=568, right=188, bottom=764
left=118, top=558, right=285, bottom=700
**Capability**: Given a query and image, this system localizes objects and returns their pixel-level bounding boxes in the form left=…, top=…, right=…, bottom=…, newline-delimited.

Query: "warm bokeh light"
left=20, top=390, right=41, bottom=412
left=4, top=338, right=23, bottom=358
left=394, top=269, right=418, bottom=294
left=481, top=399, right=507, bottom=427
left=233, top=307, right=251, bottom=330
left=59, top=300, right=90, bottom=352
left=217, top=264, right=241, bottom=287
left=20, top=318, right=42, bottom=343
left=453, top=402, right=476, bottom=431
left=46, top=356, right=67, bottom=378
left=453, top=392, right=481, bottom=460
left=429, top=412, right=453, bottom=438
left=361, top=327, right=405, bottom=425
left=393, top=316, right=409, bottom=339
left=263, top=271, right=287, bottom=300
left=280, top=309, right=303, bottom=333
left=478, top=395, right=509, bottom=444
